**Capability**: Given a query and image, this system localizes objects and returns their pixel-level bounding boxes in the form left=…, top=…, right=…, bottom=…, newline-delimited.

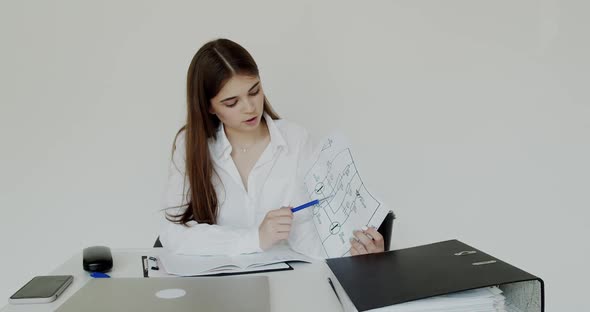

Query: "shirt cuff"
left=234, top=227, right=263, bottom=255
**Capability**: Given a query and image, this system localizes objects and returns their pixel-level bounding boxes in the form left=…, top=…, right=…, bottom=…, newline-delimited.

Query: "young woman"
left=160, top=38, right=384, bottom=258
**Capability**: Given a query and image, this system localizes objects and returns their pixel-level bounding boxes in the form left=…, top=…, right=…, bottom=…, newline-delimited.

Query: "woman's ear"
left=208, top=103, right=216, bottom=115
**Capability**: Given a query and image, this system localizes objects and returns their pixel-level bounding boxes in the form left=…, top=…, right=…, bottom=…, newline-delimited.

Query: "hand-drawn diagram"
left=303, top=134, right=390, bottom=258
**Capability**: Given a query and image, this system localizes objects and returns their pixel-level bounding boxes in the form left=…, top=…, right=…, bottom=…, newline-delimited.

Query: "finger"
left=265, top=209, right=279, bottom=218
left=350, top=245, right=359, bottom=256
left=277, top=232, right=290, bottom=240
left=350, top=238, right=368, bottom=254
left=364, top=227, right=385, bottom=251
left=277, top=207, right=294, bottom=216
left=350, top=240, right=369, bottom=255
left=266, top=207, right=292, bottom=217
left=354, top=230, right=378, bottom=253
left=275, top=224, right=291, bottom=233
left=275, top=216, right=293, bottom=225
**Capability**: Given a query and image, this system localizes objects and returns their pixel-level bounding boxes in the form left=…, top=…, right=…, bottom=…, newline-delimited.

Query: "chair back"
left=377, top=211, right=396, bottom=251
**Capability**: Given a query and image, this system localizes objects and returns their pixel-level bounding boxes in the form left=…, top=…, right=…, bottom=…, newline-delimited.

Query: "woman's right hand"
left=258, top=207, right=293, bottom=250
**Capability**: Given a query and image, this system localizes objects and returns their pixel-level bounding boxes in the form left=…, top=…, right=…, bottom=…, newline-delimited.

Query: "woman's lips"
left=244, top=116, right=258, bottom=125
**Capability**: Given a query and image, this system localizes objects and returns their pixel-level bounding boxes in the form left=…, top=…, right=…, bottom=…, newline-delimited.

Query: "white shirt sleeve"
left=159, top=132, right=263, bottom=256
left=287, top=128, right=327, bottom=259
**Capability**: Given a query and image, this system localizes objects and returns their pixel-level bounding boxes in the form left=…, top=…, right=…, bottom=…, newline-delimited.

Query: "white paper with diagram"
left=302, top=133, right=392, bottom=258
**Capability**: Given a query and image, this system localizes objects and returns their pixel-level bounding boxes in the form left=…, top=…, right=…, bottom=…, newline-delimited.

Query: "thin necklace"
left=234, top=137, right=259, bottom=153
left=231, top=122, right=268, bottom=153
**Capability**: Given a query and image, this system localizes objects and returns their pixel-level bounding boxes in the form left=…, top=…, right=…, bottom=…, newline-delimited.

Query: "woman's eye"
left=225, top=89, right=258, bottom=107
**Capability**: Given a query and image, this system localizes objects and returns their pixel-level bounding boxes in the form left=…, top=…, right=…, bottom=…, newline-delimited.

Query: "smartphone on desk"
left=9, top=275, right=73, bottom=304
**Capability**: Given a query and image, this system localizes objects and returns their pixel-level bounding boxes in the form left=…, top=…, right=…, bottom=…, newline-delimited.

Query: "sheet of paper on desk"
left=159, top=244, right=313, bottom=276
left=148, top=261, right=290, bottom=277
left=303, top=133, right=391, bottom=258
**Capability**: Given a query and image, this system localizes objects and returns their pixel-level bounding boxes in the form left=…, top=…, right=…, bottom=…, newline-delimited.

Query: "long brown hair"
left=167, top=38, right=280, bottom=226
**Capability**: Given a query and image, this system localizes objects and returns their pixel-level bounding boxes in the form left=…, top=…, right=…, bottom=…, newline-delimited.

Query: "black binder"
left=326, top=239, right=544, bottom=312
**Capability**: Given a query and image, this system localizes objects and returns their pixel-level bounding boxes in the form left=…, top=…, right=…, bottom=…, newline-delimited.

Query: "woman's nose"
left=242, top=98, right=256, bottom=113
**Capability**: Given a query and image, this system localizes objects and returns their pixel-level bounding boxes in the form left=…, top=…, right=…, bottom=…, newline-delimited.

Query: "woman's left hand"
left=350, top=226, right=385, bottom=256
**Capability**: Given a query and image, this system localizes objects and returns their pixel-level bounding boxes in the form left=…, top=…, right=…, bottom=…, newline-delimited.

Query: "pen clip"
left=148, top=256, right=159, bottom=270
left=454, top=250, right=477, bottom=256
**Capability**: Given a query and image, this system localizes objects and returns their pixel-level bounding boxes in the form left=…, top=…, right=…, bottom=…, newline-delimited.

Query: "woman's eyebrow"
left=220, top=81, right=260, bottom=102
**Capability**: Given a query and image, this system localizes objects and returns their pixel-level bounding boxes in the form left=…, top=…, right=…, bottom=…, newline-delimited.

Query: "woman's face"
left=209, top=74, right=265, bottom=133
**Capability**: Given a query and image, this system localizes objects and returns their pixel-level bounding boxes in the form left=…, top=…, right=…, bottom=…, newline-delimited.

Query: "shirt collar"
left=211, top=113, right=288, bottom=161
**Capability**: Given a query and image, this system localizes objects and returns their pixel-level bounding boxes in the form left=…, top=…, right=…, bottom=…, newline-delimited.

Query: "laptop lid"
left=56, top=276, right=270, bottom=312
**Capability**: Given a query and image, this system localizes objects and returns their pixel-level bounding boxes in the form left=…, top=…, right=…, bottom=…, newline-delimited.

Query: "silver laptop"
left=56, top=276, right=270, bottom=312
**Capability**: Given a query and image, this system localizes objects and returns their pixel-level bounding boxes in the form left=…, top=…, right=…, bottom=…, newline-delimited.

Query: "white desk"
left=1, top=248, right=343, bottom=312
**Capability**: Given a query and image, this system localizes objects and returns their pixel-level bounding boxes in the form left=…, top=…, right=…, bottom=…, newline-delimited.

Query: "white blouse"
left=159, top=114, right=324, bottom=258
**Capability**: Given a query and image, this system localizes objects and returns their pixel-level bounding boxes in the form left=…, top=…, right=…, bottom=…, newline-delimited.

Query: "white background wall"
left=1, top=0, right=588, bottom=310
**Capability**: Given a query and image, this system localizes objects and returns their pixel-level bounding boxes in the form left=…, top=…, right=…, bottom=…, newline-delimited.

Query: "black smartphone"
left=9, top=275, right=73, bottom=304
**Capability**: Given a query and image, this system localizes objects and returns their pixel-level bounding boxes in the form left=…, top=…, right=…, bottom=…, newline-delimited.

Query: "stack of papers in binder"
left=369, top=286, right=515, bottom=312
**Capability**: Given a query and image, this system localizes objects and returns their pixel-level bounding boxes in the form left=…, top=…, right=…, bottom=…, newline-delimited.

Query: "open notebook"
left=158, top=244, right=314, bottom=276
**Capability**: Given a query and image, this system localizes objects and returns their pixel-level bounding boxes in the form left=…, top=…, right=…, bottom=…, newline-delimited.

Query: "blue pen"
left=291, top=196, right=332, bottom=213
